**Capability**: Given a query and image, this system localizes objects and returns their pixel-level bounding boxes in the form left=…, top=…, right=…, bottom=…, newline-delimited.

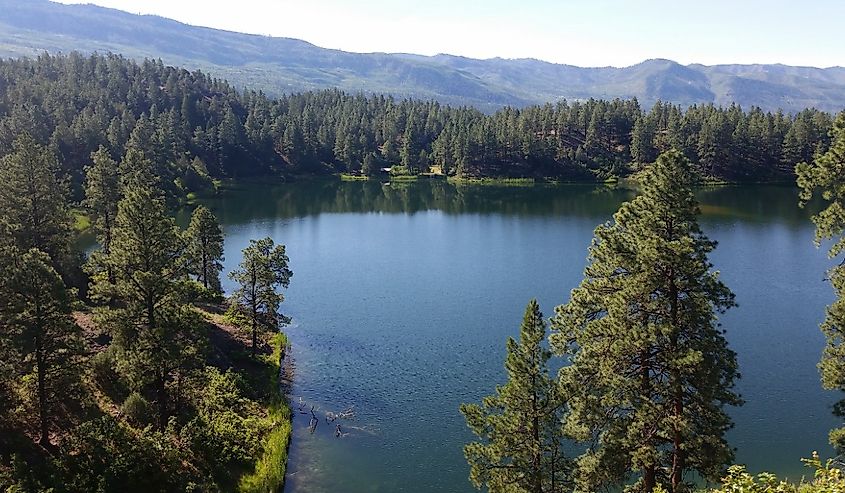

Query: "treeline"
left=0, top=52, right=838, bottom=191
left=0, top=134, right=294, bottom=491
left=460, top=114, right=845, bottom=493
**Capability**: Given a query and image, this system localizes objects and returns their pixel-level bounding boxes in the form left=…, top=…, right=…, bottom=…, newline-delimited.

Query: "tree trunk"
left=668, top=266, right=684, bottom=493
left=532, top=376, right=541, bottom=493
left=201, top=245, right=208, bottom=289
left=671, top=391, right=684, bottom=492
left=35, top=330, right=49, bottom=447
left=251, top=261, right=258, bottom=357
left=156, top=370, right=168, bottom=432
left=640, top=348, right=656, bottom=493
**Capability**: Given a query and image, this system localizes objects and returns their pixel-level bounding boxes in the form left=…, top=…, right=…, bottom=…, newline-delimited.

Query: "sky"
left=53, top=0, right=845, bottom=68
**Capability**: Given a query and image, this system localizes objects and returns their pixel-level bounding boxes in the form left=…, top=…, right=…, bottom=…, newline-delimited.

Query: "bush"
left=181, top=280, right=223, bottom=303
left=90, top=350, right=116, bottom=387
left=180, top=367, right=264, bottom=485
left=223, top=301, right=249, bottom=328
left=709, top=453, right=845, bottom=493
left=56, top=416, right=200, bottom=493
left=121, top=392, right=153, bottom=428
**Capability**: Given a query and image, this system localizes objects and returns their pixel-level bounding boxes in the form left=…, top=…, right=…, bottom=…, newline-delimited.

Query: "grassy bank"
left=70, top=208, right=91, bottom=232
left=340, top=173, right=372, bottom=181
left=238, top=332, right=292, bottom=493
left=448, top=176, right=536, bottom=186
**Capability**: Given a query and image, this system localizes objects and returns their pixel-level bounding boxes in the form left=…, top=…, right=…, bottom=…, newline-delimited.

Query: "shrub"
left=709, top=453, right=845, bottom=493
left=121, top=392, right=153, bottom=428
left=90, top=350, right=115, bottom=387
left=56, top=416, right=199, bottom=493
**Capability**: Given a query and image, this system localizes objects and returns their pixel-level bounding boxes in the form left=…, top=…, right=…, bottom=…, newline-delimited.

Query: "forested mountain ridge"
left=1, top=0, right=845, bottom=113
left=0, top=52, right=836, bottom=194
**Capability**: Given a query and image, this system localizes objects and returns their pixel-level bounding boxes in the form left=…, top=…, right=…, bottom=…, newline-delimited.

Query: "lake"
left=202, top=179, right=839, bottom=492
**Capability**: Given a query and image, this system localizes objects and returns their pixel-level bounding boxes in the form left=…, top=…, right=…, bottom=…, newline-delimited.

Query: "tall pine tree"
left=0, top=248, right=81, bottom=446
left=90, top=183, right=198, bottom=430
left=0, top=134, right=70, bottom=272
left=229, top=237, right=292, bottom=357
left=552, top=150, right=740, bottom=493
left=186, top=205, right=225, bottom=294
left=84, top=146, right=122, bottom=284
left=796, top=111, right=845, bottom=449
left=461, top=299, right=571, bottom=493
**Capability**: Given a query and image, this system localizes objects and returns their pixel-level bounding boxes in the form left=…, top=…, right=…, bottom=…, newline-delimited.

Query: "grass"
left=71, top=208, right=92, bottom=232
left=448, top=176, right=535, bottom=186
left=237, top=332, right=292, bottom=493
left=389, top=174, right=421, bottom=181
left=340, top=173, right=372, bottom=181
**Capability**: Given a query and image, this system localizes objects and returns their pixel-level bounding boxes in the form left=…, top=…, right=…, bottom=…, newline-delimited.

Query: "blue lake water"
left=202, top=180, right=839, bottom=491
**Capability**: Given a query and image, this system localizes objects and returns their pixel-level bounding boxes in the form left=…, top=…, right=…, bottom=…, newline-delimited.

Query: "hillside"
left=0, top=0, right=844, bottom=113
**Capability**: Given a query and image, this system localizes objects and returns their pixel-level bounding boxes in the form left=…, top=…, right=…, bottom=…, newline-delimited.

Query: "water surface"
left=204, top=180, right=838, bottom=492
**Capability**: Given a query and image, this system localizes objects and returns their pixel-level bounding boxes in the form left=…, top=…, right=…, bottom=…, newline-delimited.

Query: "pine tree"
left=84, top=146, right=121, bottom=282
left=0, top=134, right=70, bottom=269
left=119, top=146, right=158, bottom=192
left=0, top=247, right=81, bottom=446
left=460, top=300, right=571, bottom=493
left=361, top=152, right=377, bottom=176
left=631, top=116, right=656, bottom=165
left=229, top=237, right=292, bottom=357
left=552, top=150, right=740, bottom=493
left=186, top=205, right=225, bottom=294
left=90, top=184, right=194, bottom=430
left=796, top=111, right=845, bottom=449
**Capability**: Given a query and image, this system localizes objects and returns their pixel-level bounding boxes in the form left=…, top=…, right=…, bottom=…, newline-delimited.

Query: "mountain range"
left=1, top=0, right=844, bottom=113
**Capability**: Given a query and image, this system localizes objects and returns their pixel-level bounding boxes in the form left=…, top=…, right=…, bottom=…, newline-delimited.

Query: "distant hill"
left=1, top=0, right=844, bottom=113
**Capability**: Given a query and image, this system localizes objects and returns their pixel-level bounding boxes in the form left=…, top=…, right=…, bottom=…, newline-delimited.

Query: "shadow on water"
left=204, top=179, right=822, bottom=226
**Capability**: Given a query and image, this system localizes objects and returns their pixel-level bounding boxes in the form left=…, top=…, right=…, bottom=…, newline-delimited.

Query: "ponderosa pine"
left=186, top=205, right=225, bottom=294
left=0, top=248, right=81, bottom=446
left=0, top=134, right=70, bottom=272
left=460, top=299, right=571, bottom=493
left=84, top=146, right=121, bottom=285
left=89, top=181, right=197, bottom=430
left=552, top=150, right=740, bottom=493
left=229, top=237, right=292, bottom=357
left=796, top=111, right=845, bottom=449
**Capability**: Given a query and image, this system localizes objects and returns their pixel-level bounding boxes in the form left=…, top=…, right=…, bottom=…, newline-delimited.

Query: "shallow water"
left=203, top=180, right=838, bottom=492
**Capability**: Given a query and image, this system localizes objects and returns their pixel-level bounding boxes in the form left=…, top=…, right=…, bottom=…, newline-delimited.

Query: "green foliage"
left=180, top=367, right=265, bottom=485
left=182, top=280, right=224, bottom=304
left=180, top=157, right=215, bottom=195
left=0, top=134, right=71, bottom=271
left=713, top=465, right=795, bottom=493
left=84, top=146, right=121, bottom=252
left=708, top=453, right=845, bottom=493
left=120, top=392, right=153, bottom=428
left=186, top=205, right=225, bottom=294
left=229, top=237, right=293, bottom=356
left=88, top=182, right=201, bottom=431
left=460, top=299, right=572, bottom=493
left=0, top=79, right=293, bottom=492
left=56, top=416, right=198, bottom=493
left=0, top=53, right=835, bottom=194
left=88, top=181, right=187, bottom=310
left=224, top=301, right=251, bottom=328
left=238, top=332, right=291, bottom=493
left=0, top=247, right=82, bottom=446
left=796, top=112, right=845, bottom=451
left=552, top=150, right=740, bottom=492
left=89, top=349, right=124, bottom=398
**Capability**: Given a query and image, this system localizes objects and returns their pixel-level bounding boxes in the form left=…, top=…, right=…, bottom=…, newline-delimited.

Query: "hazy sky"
left=54, top=0, right=844, bottom=68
